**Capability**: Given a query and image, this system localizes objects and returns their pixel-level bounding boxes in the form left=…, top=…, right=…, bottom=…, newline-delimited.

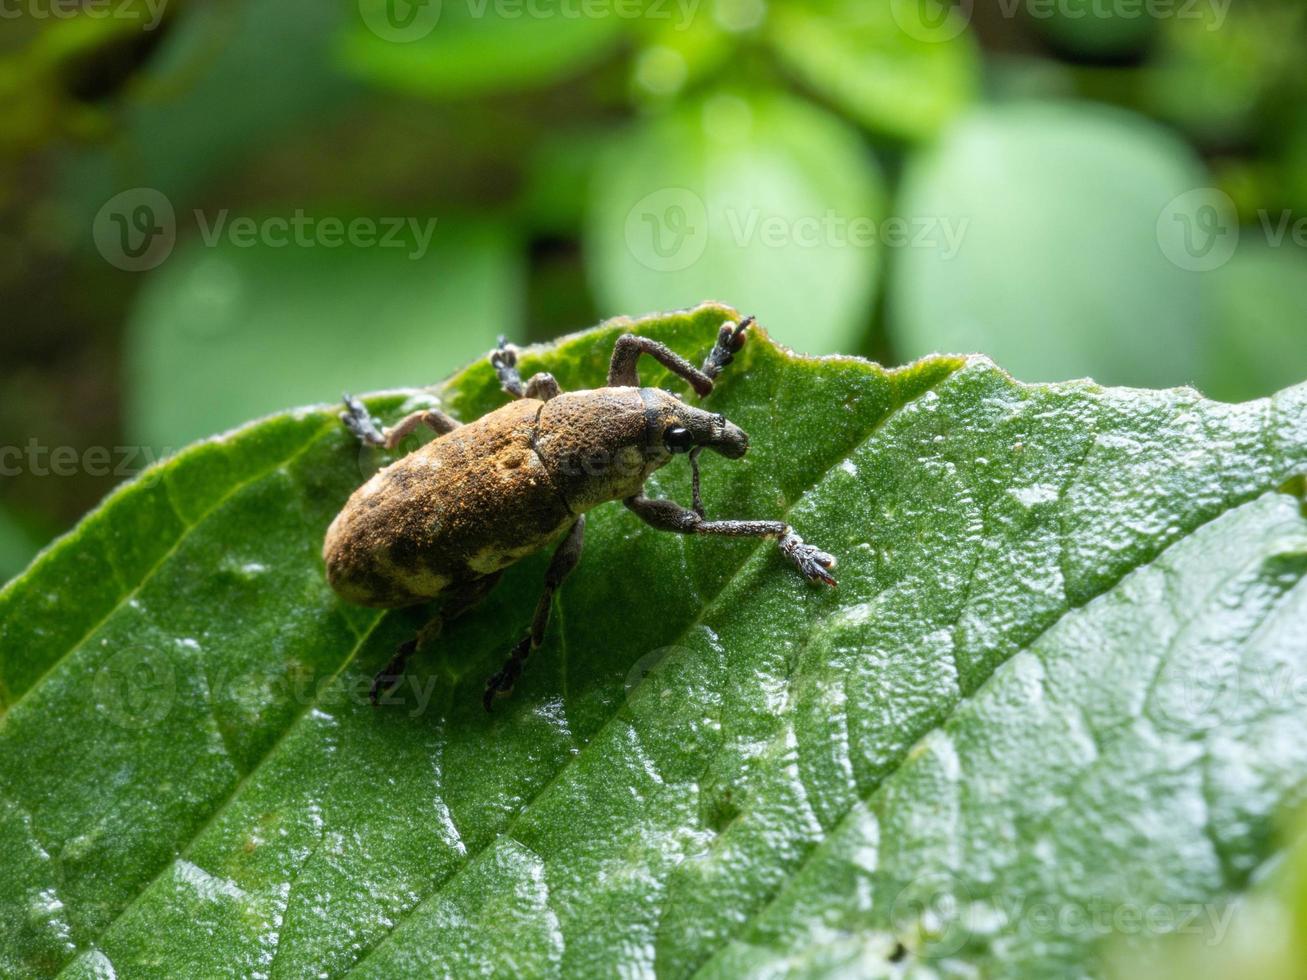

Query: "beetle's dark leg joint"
left=623, top=494, right=837, bottom=586
left=700, top=315, right=753, bottom=382
left=491, top=337, right=527, bottom=399
left=523, top=373, right=562, bottom=401
left=608, top=334, right=715, bottom=397
left=341, top=393, right=386, bottom=447
left=484, top=516, right=586, bottom=711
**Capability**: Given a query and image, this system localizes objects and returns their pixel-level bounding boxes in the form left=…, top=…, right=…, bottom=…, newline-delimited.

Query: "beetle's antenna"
left=689, top=447, right=705, bottom=518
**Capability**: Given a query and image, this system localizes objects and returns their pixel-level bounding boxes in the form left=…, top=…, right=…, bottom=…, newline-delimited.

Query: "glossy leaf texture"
left=2, top=302, right=1307, bottom=978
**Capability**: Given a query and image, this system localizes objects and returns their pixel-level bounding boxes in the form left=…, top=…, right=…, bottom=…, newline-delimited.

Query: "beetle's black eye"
left=664, top=426, right=694, bottom=453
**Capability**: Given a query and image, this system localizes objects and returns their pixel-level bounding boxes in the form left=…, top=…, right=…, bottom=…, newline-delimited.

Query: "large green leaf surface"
left=2, top=304, right=1307, bottom=977
left=889, top=102, right=1211, bottom=391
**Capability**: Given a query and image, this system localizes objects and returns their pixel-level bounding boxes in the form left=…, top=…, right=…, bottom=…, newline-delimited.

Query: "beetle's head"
left=640, top=388, right=748, bottom=462
left=663, top=404, right=747, bottom=459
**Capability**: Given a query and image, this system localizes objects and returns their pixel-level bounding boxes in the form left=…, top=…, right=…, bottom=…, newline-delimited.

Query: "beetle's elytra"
left=323, top=316, right=837, bottom=711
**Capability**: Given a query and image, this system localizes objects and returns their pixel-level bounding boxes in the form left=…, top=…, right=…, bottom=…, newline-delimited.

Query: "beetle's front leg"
left=483, top=515, right=586, bottom=711
left=608, top=316, right=752, bottom=396
left=341, top=394, right=461, bottom=451
left=623, top=494, right=837, bottom=587
left=608, top=335, right=715, bottom=396
left=491, top=338, right=562, bottom=401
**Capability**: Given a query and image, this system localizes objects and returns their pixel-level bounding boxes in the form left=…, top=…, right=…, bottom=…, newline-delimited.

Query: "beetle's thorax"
left=533, top=387, right=672, bottom=510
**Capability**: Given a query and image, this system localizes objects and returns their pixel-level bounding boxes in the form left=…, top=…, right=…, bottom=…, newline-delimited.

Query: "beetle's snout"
left=710, top=420, right=748, bottom=459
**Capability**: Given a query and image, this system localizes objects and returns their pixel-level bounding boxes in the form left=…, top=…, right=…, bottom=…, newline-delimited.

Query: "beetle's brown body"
left=324, top=388, right=679, bottom=608
left=325, top=317, right=836, bottom=710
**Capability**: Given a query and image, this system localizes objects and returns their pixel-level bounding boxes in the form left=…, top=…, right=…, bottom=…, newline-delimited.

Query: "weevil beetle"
left=323, top=317, right=837, bottom=711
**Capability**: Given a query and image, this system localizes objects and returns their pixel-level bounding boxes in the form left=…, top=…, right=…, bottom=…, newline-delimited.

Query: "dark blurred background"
left=2, top=0, right=1306, bottom=582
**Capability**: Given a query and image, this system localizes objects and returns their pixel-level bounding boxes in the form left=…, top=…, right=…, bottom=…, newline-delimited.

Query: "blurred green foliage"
left=2, top=0, right=1307, bottom=573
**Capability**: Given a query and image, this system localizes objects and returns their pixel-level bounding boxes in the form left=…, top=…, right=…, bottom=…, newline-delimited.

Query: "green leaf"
left=889, top=102, right=1211, bottom=389
left=0, top=507, right=39, bottom=588
left=2, top=302, right=1307, bottom=978
left=124, top=220, right=523, bottom=449
left=766, top=0, right=979, bottom=142
left=586, top=93, right=885, bottom=357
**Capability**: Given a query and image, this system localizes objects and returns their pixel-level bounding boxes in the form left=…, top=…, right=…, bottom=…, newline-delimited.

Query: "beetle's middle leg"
left=483, top=515, right=585, bottom=711
left=623, top=494, right=837, bottom=587
left=371, top=572, right=502, bottom=706
left=341, top=394, right=461, bottom=451
left=491, top=338, right=561, bottom=401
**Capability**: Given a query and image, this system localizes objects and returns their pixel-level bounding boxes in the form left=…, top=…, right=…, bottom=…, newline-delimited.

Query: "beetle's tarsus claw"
left=483, top=636, right=531, bottom=711
left=702, top=315, right=753, bottom=380
left=780, top=530, right=838, bottom=587
left=491, top=337, right=518, bottom=370
left=341, top=394, right=385, bottom=447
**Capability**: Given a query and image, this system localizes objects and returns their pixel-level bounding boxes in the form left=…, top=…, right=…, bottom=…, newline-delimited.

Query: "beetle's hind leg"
left=491, top=338, right=561, bottom=401
left=341, top=394, right=461, bottom=451
left=484, top=515, right=585, bottom=711
left=371, top=572, right=503, bottom=706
